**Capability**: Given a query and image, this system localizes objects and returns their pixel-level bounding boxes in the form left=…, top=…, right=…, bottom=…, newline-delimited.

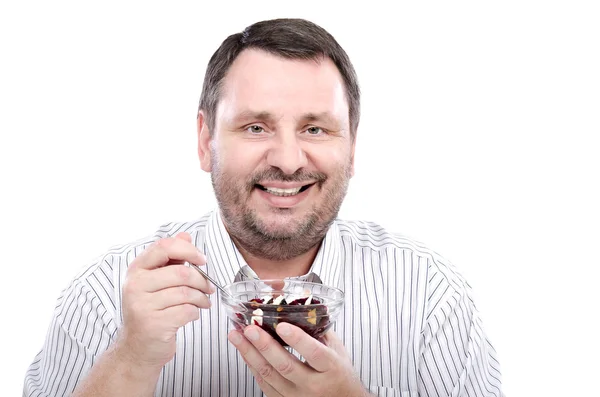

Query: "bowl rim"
left=220, top=278, right=345, bottom=307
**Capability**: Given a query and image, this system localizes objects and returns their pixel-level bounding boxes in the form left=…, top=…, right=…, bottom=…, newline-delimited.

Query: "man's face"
left=198, top=49, right=355, bottom=260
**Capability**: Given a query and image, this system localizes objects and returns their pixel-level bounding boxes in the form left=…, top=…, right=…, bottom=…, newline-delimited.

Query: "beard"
left=210, top=152, right=352, bottom=261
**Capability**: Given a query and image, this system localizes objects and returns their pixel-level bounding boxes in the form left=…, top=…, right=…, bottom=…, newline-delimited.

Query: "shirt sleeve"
left=23, top=276, right=117, bottom=397
left=418, top=281, right=503, bottom=397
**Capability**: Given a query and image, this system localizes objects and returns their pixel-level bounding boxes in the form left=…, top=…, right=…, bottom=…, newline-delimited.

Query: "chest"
left=154, top=250, right=427, bottom=396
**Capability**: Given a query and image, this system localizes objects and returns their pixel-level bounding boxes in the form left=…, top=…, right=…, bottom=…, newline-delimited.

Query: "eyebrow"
left=300, top=112, right=340, bottom=126
left=231, top=110, right=279, bottom=125
left=231, top=110, right=341, bottom=127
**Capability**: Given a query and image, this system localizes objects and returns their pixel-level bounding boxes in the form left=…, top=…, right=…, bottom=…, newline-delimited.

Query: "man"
left=24, top=18, right=503, bottom=396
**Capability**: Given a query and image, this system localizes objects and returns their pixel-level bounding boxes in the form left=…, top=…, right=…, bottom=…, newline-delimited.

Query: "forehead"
left=216, top=49, right=349, bottom=124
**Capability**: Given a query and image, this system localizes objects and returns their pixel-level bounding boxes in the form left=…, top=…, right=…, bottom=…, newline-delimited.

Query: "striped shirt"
left=24, top=210, right=503, bottom=396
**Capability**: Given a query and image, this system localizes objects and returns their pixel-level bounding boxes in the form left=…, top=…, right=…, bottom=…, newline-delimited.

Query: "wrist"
left=71, top=339, right=163, bottom=397
left=111, top=340, right=164, bottom=381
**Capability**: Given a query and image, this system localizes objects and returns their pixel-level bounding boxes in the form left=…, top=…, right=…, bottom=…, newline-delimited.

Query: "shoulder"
left=52, top=213, right=213, bottom=325
left=336, top=218, right=436, bottom=254
left=73, top=212, right=213, bottom=284
left=334, top=218, right=469, bottom=292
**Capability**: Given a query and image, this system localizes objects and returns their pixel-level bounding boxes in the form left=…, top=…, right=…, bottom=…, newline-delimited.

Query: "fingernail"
left=208, top=283, right=216, bottom=293
left=197, top=249, right=206, bottom=261
left=244, top=327, right=259, bottom=341
left=229, top=331, right=242, bottom=345
left=276, top=323, right=292, bottom=336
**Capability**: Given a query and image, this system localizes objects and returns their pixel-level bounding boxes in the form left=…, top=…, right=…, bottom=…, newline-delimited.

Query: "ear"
left=349, top=136, right=356, bottom=178
left=197, top=111, right=212, bottom=172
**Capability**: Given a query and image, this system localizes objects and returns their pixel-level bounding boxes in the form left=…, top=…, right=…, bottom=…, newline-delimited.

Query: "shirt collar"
left=203, top=210, right=343, bottom=289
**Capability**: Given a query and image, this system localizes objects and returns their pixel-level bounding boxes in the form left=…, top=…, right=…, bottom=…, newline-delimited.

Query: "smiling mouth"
left=255, top=184, right=314, bottom=197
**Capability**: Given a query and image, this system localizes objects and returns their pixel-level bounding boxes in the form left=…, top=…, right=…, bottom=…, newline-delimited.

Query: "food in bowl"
left=221, top=280, right=344, bottom=346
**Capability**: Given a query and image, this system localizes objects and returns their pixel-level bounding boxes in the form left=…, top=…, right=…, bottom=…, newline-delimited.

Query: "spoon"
left=161, top=232, right=233, bottom=299
left=188, top=262, right=232, bottom=298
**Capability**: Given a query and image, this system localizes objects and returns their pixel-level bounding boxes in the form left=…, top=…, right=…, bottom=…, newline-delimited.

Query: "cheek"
left=308, top=146, right=351, bottom=174
left=216, top=140, right=265, bottom=172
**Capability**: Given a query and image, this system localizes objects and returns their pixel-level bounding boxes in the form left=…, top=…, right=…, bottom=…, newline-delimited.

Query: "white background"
left=1, top=1, right=598, bottom=395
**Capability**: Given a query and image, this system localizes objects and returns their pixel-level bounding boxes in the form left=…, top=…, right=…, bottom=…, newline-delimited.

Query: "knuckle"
left=256, top=341, right=271, bottom=353
left=157, top=248, right=170, bottom=263
left=237, top=343, right=251, bottom=357
left=151, top=240, right=170, bottom=258
left=190, top=306, right=200, bottom=321
left=145, top=246, right=168, bottom=266
left=196, top=294, right=211, bottom=309
left=258, top=364, right=275, bottom=379
left=177, top=264, right=192, bottom=283
left=122, top=277, right=138, bottom=295
left=179, top=286, right=190, bottom=300
left=146, top=241, right=162, bottom=256
left=155, top=237, right=171, bottom=248
left=308, top=344, right=324, bottom=362
left=276, top=359, right=295, bottom=376
left=185, top=303, right=198, bottom=316
left=178, top=304, right=198, bottom=323
left=128, top=257, right=142, bottom=270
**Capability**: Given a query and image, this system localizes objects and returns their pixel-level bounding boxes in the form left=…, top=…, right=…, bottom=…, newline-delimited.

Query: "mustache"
left=248, top=168, right=327, bottom=187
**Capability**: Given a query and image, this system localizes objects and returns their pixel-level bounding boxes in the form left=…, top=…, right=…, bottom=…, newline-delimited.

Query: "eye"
left=246, top=125, right=265, bottom=134
left=305, top=126, right=323, bottom=135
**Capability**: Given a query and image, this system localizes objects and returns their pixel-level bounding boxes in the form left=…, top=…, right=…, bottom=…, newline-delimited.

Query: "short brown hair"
left=198, top=18, right=360, bottom=140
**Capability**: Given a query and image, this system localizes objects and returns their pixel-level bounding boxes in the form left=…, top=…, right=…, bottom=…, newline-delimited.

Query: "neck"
left=233, top=240, right=320, bottom=280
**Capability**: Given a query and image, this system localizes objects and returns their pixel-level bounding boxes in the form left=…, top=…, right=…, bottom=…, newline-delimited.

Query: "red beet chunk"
left=287, top=296, right=323, bottom=305
left=288, top=297, right=308, bottom=305
left=236, top=296, right=330, bottom=346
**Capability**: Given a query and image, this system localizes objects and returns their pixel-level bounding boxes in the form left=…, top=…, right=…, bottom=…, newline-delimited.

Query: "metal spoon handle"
left=188, top=262, right=231, bottom=297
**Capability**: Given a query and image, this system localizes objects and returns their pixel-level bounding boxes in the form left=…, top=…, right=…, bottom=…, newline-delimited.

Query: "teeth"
left=264, top=186, right=302, bottom=196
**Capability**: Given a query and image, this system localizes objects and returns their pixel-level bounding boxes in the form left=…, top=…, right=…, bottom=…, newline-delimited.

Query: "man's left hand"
left=228, top=322, right=370, bottom=397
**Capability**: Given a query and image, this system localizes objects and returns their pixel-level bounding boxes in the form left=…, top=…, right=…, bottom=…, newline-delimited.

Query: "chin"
left=253, top=210, right=309, bottom=237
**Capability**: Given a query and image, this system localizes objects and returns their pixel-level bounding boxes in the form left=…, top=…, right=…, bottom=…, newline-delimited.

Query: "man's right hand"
left=115, top=232, right=215, bottom=370
left=71, top=232, right=214, bottom=397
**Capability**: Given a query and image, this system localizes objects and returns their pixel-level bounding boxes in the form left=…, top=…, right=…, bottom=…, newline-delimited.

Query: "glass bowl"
left=221, top=279, right=344, bottom=346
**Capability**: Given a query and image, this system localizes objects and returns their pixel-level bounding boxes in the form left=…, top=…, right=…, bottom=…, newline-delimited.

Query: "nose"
left=266, top=134, right=308, bottom=175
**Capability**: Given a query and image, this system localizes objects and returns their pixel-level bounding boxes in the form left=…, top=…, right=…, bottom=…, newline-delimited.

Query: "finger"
left=247, top=365, right=284, bottom=397
left=140, top=263, right=216, bottom=294
left=228, top=328, right=295, bottom=393
left=276, top=322, right=335, bottom=372
left=168, top=233, right=193, bottom=264
left=320, top=329, right=350, bottom=359
left=242, top=324, right=312, bottom=384
left=151, top=286, right=212, bottom=310
left=233, top=340, right=283, bottom=397
left=159, top=303, right=200, bottom=329
left=131, top=237, right=206, bottom=270
left=174, top=232, right=192, bottom=243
